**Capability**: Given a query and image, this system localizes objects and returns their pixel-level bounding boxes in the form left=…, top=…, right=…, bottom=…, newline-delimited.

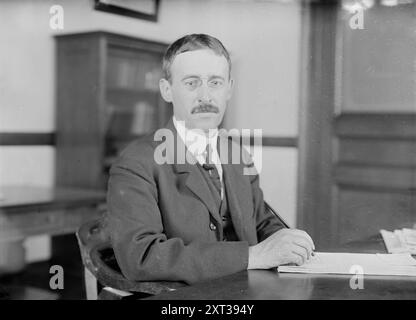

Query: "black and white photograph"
left=0, top=0, right=415, bottom=306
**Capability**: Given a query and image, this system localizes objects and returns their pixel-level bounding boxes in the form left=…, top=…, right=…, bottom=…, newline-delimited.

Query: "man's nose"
left=197, top=83, right=211, bottom=103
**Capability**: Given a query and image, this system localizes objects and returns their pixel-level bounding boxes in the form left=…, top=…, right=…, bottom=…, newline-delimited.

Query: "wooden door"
left=298, top=1, right=416, bottom=250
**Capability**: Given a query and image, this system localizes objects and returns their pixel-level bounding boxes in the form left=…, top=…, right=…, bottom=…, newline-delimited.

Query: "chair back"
left=76, top=218, right=185, bottom=295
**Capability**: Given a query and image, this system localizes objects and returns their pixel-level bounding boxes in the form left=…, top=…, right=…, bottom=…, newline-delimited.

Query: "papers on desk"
left=278, top=252, right=416, bottom=277
left=380, top=228, right=416, bottom=255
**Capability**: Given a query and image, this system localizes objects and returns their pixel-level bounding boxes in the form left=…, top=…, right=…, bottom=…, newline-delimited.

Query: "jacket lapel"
left=218, top=135, right=249, bottom=241
left=164, top=120, right=222, bottom=225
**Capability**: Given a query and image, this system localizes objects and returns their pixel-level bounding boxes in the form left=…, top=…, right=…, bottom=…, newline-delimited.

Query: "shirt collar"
left=172, top=116, right=218, bottom=159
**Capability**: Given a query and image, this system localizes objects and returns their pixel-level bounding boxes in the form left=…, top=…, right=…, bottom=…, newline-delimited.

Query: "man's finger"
left=293, top=238, right=313, bottom=260
left=291, top=251, right=306, bottom=266
left=292, top=229, right=315, bottom=250
left=291, top=247, right=308, bottom=265
left=300, top=231, right=315, bottom=251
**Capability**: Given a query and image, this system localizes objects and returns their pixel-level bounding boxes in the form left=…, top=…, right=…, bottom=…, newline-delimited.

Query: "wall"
left=180, top=1, right=301, bottom=226
left=0, top=0, right=302, bottom=261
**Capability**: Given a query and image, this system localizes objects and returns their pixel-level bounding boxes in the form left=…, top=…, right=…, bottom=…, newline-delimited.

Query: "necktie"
left=203, top=143, right=222, bottom=198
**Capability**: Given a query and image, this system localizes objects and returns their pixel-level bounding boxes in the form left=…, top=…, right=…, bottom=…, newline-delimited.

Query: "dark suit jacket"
left=106, top=119, right=285, bottom=284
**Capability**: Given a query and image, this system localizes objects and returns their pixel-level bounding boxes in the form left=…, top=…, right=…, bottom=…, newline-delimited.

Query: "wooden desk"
left=0, top=186, right=106, bottom=241
left=147, top=236, right=416, bottom=300
left=0, top=186, right=105, bottom=274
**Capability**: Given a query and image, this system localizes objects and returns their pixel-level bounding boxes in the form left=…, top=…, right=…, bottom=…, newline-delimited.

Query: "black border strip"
left=0, top=133, right=55, bottom=146
left=262, top=136, right=297, bottom=147
left=0, top=133, right=297, bottom=148
left=231, top=135, right=298, bottom=148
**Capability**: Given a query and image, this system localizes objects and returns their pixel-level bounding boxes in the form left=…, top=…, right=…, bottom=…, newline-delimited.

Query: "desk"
left=147, top=236, right=416, bottom=300
left=0, top=186, right=105, bottom=273
left=0, top=186, right=106, bottom=241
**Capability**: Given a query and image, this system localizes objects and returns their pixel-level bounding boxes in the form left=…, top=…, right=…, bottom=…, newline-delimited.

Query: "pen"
left=265, top=201, right=315, bottom=257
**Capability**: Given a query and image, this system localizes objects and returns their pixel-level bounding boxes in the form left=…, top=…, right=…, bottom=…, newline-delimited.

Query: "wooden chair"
left=75, top=218, right=185, bottom=300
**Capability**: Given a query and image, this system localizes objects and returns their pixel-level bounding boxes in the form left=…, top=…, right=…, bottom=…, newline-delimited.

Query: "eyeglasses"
left=182, top=77, right=226, bottom=90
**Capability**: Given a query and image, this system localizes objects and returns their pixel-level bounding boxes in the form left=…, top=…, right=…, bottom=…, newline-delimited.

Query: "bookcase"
left=55, top=31, right=171, bottom=189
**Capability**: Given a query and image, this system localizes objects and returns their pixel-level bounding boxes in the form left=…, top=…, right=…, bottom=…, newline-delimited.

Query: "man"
left=106, top=34, right=315, bottom=284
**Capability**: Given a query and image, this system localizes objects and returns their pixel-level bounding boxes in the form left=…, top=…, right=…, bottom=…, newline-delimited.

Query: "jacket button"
left=209, top=222, right=217, bottom=231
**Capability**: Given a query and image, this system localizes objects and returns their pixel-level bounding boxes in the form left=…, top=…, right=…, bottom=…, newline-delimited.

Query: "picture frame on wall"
left=94, top=0, right=160, bottom=22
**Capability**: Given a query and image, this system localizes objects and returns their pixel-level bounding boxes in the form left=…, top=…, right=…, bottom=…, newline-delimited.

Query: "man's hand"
left=247, top=228, right=315, bottom=269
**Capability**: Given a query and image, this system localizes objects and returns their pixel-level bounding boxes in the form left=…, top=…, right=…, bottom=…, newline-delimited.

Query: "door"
left=297, top=1, right=416, bottom=250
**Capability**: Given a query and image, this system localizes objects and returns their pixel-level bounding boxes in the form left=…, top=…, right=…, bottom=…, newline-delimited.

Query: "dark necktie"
left=202, top=143, right=222, bottom=198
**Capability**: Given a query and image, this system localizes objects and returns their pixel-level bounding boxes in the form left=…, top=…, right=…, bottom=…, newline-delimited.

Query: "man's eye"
left=209, top=80, right=223, bottom=87
left=184, top=80, right=199, bottom=88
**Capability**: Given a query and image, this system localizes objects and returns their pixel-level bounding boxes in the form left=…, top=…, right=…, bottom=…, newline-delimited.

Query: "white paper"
left=380, top=229, right=416, bottom=254
left=278, top=252, right=416, bottom=277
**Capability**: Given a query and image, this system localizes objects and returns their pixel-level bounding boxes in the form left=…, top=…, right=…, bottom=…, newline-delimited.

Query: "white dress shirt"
left=173, top=116, right=224, bottom=198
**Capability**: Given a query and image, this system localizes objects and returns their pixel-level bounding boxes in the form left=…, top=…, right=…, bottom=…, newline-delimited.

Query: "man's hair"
left=162, top=34, right=231, bottom=82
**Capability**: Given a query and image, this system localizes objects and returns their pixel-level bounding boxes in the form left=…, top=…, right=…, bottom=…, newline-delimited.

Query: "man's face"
left=160, top=49, right=233, bottom=131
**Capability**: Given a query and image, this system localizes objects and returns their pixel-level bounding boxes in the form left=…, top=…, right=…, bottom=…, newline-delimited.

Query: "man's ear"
left=159, top=78, right=173, bottom=103
left=226, top=78, right=234, bottom=100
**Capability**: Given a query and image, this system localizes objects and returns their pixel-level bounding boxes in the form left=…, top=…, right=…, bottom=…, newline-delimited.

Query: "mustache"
left=191, top=103, right=219, bottom=114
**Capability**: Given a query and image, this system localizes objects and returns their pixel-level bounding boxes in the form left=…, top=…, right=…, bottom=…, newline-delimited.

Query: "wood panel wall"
left=334, top=114, right=416, bottom=244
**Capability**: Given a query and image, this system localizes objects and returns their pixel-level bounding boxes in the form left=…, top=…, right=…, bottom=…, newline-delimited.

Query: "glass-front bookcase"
left=56, top=32, right=171, bottom=189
